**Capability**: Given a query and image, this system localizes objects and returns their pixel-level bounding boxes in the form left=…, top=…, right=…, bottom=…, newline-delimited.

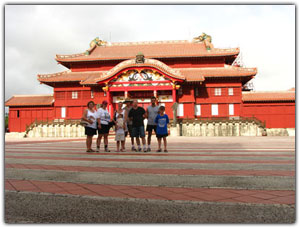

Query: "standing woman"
left=82, top=101, right=97, bottom=152
left=96, top=100, right=111, bottom=152
left=114, top=102, right=126, bottom=151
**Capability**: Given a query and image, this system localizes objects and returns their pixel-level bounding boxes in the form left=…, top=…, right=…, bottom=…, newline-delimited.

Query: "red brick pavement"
left=5, top=179, right=295, bottom=205
left=5, top=163, right=295, bottom=177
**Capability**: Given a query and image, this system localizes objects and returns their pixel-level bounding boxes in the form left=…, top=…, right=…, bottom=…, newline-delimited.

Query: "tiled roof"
left=242, top=91, right=295, bottom=102
left=38, top=65, right=257, bottom=85
left=5, top=95, right=54, bottom=106
left=37, top=70, right=105, bottom=83
left=55, top=40, right=240, bottom=62
left=178, top=66, right=257, bottom=81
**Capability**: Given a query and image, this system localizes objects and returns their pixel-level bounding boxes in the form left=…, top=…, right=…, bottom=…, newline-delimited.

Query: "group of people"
left=81, top=97, right=169, bottom=153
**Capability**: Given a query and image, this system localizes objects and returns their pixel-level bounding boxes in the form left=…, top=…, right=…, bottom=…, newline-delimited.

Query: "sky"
left=4, top=4, right=296, bottom=106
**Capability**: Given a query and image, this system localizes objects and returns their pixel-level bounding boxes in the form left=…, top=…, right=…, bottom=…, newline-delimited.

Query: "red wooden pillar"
left=172, top=87, right=177, bottom=103
left=107, top=88, right=114, bottom=118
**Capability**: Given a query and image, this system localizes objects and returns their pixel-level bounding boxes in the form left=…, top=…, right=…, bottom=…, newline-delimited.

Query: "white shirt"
left=86, top=109, right=97, bottom=129
left=96, top=108, right=110, bottom=125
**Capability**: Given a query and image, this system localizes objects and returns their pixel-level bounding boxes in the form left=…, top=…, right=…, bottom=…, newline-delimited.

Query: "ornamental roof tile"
left=242, top=91, right=295, bottom=102
left=5, top=95, right=54, bottom=106
left=56, top=40, right=240, bottom=62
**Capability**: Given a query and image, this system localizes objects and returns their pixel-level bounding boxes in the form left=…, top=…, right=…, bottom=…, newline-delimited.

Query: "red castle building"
left=5, top=34, right=295, bottom=133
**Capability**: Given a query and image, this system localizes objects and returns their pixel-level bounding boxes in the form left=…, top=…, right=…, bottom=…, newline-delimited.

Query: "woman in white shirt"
left=96, top=100, right=111, bottom=152
left=82, top=101, right=97, bottom=152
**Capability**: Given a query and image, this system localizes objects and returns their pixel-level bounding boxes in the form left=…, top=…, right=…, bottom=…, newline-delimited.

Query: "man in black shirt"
left=128, top=100, right=147, bottom=152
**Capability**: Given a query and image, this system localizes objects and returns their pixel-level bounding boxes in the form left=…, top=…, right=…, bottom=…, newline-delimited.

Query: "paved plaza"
left=5, top=136, right=295, bottom=223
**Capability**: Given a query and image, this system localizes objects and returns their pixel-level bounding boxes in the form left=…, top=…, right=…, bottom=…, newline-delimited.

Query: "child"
left=155, top=106, right=169, bottom=152
left=115, top=113, right=125, bottom=152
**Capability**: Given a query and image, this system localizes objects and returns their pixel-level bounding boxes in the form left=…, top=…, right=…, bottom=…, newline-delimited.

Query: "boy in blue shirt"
left=155, top=106, right=169, bottom=152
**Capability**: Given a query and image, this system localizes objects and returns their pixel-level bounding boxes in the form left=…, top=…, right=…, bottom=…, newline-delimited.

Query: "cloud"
left=5, top=4, right=295, bottom=105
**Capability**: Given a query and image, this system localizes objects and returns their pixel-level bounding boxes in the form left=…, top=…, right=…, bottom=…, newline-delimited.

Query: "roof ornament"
left=135, top=52, right=145, bottom=64
left=85, top=37, right=107, bottom=55
left=192, top=33, right=214, bottom=50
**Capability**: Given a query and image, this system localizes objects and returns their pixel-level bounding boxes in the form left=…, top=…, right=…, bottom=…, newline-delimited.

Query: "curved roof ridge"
left=96, top=58, right=185, bottom=83
left=110, top=40, right=189, bottom=46
left=38, top=70, right=72, bottom=79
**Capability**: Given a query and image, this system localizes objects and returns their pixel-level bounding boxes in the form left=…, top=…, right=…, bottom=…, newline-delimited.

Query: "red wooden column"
left=172, top=84, right=177, bottom=103
left=106, top=87, right=114, bottom=118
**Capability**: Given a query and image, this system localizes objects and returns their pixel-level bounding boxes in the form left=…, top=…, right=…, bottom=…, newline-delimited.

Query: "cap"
left=102, top=100, right=108, bottom=105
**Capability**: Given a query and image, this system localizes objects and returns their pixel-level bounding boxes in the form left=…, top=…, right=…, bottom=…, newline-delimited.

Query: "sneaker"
left=164, top=149, right=168, bottom=153
left=104, top=148, right=110, bottom=152
left=147, top=148, right=151, bottom=152
left=138, top=148, right=142, bottom=152
left=143, top=148, right=147, bottom=152
left=131, top=147, right=137, bottom=152
left=156, top=149, right=162, bottom=152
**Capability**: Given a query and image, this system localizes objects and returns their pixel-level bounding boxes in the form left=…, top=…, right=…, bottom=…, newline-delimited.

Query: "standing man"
left=123, top=98, right=135, bottom=151
left=146, top=96, right=159, bottom=152
left=128, top=99, right=147, bottom=152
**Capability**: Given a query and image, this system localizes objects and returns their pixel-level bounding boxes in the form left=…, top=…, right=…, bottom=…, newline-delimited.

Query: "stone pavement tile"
left=97, top=190, right=129, bottom=198
left=182, top=191, right=210, bottom=201
left=8, top=180, right=40, bottom=192
left=231, top=195, right=267, bottom=204
left=227, top=189, right=260, bottom=196
left=5, top=181, right=16, bottom=191
left=77, top=183, right=114, bottom=194
left=268, top=196, right=295, bottom=205
left=250, top=192, right=279, bottom=200
left=118, top=188, right=144, bottom=196
left=265, top=190, right=295, bottom=197
left=53, top=182, right=83, bottom=191
left=66, top=189, right=99, bottom=196
left=161, top=187, right=196, bottom=194
left=105, top=184, right=136, bottom=191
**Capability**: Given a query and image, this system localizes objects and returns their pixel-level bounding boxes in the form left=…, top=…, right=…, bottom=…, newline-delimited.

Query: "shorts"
left=85, top=126, right=97, bottom=136
left=156, top=133, right=168, bottom=139
left=125, top=124, right=133, bottom=137
left=132, top=125, right=145, bottom=138
left=115, top=133, right=125, bottom=141
left=98, top=124, right=110, bottom=134
left=146, top=125, right=156, bottom=134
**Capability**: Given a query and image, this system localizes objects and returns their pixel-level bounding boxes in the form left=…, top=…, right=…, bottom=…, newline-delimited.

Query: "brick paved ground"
left=4, top=136, right=295, bottom=223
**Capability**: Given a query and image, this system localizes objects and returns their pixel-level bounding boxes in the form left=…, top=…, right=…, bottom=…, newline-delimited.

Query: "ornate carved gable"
left=110, top=69, right=172, bottom=88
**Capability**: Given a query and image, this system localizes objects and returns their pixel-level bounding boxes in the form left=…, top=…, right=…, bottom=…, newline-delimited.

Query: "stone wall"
left=26, top=123, right=86, bottom=138
left=171, top=122, right=295, bottom=137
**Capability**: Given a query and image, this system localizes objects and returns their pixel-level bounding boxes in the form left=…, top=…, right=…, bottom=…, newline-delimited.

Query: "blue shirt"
left=155, top=114, right=169, bottom=135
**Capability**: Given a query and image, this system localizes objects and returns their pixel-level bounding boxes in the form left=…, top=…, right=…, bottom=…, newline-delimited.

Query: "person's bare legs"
left=136, top=137, right=140, bottom=147
left=116, top=141, right=120, bottom=152
left=104, top=133, right=110, bottom=152
left=97, top=135, right=102, bottom=148
left=86, top=135, right=93, bottom=151
left=157, top=137, right=162, bottom=151
left=147, top=132, right=152, bottom=146
left=163, top=137, right=167, bottom=151
left=121, top=140, right=125, bottom=151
